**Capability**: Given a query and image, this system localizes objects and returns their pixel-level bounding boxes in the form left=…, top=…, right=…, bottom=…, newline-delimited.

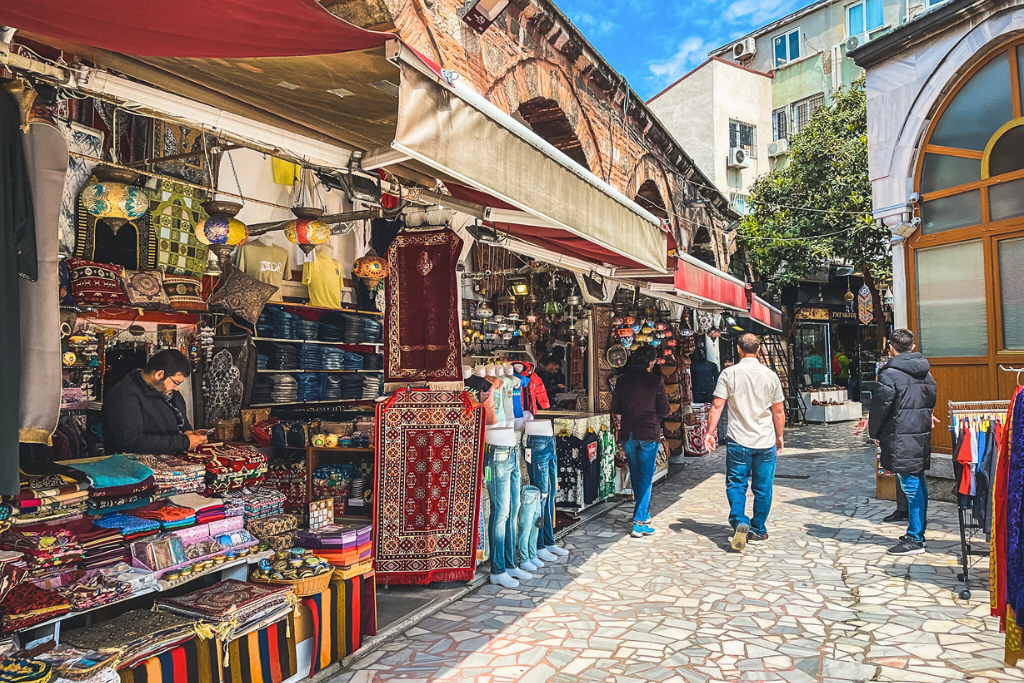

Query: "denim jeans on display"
left=725, top=439, right=777, bottom=536
left=518, top=485, right=541, bottom=563
left=622, top=435, right=659, bottom=523
left=897, top=472, right=928, bottom=541
left=526, top=435, right=557, bottom=548
left=485, top=445, right=520, bottom=575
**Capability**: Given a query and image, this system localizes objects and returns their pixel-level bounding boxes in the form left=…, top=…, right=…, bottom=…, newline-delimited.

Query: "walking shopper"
left=705, top=334, right=786, bottom=551
left=858, top=328, right=938, bottom=555
left=611, top=346, right=670, bottom=538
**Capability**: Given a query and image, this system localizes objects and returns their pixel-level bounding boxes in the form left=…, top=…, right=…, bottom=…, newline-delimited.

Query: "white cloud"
left=724, top=0, right=801, bottom=24
left=648, top=36, right=709, bottom=83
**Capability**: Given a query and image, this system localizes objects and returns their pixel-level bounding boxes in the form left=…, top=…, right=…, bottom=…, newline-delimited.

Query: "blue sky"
left=555, top=0, right=810, bottom=99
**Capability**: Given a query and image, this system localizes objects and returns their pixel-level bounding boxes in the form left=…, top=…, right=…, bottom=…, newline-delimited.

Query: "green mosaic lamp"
left=79, top=166, right=149, bottom=235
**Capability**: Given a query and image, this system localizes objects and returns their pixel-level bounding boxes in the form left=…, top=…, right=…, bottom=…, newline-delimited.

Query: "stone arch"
left=483, top=58, right=605, bottom=176
left=689, top=225, right=718, bottom=268
left=626, top=154, right=675, bottom=225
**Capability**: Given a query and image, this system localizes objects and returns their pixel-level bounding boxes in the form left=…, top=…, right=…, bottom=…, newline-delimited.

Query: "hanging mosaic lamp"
left=353, top=248, right=390, bottom=290
left=79, top=165, right=149, bottom=234
left=195, top=200, right=249, bottom=273
left=285, top=206, right=332, bottom=255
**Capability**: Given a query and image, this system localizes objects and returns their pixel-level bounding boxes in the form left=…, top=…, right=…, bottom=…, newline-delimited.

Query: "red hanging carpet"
left=384, top=229, right=463, bottom=383
left=373, top=390, right=485, bottom=584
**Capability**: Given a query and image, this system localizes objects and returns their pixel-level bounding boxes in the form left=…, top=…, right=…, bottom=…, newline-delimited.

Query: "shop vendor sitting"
left=102, top=350, right=208, bottom=454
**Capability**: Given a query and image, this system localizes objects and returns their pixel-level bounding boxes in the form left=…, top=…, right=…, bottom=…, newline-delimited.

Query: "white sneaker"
left=489, top=572, right=520, bottom=588
left=508, top=567, right=533, bottom=581
left=536, top=548, right=558, bottom=562
left=521, top=560, right=539, bottom=572
left=546, top=544, right=569, bottom=557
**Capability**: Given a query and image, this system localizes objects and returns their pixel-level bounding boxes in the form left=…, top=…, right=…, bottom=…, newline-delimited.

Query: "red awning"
left=446, top=184, right=664, bottom=271
left=674, top=255, right=748, bottom=311
left=0, top=0, right=390, bottom=58
left=750, top=296, right=784, bottom=332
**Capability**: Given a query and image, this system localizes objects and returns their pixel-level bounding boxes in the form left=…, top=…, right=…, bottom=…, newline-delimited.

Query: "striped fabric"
left=226, top=617, right=297, bottom=683
left=117, top=637, right=221, bottom=683
left=302, top=572, right=378, bottom=677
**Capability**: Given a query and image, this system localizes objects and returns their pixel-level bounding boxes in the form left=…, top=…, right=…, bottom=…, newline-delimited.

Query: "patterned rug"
left=384, top=229, right=463, bottom=383
left=373, top=389, right=485, bottom=584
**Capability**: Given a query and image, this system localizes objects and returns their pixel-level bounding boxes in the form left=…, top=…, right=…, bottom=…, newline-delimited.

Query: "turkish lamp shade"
left=79, top=165, right=149, bottom=234
left=285, top=206, right=331, bottom=254
left=196, top=200, right=248, bottom=274
left=353, top=247, right=389, bottom=290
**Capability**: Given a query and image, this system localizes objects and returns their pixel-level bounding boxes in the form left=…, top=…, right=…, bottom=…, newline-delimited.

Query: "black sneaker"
left=899, top=534, right=927, bottom=547
left=747, top=531, right=769, bottom=544
left=883, top=511, right=909, bottom=523
left=731, top=523, right=749, bottom=550
left=888, top=538, right=925, bottom=555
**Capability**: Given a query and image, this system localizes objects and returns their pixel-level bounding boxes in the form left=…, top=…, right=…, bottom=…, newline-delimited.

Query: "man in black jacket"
left=102, top=350, right=208, bottom=455
left=861, top=329, right=938, bottom=556
left=611, top=346, right=671, bottom=538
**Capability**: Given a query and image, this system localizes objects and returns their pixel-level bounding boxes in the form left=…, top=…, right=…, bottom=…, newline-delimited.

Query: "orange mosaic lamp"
left=353, top=248, right=389, bottom=290
left=285, top=206, right=332, bottom=254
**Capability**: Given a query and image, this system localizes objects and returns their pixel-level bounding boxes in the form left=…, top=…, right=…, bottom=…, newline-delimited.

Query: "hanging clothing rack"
left=949, top=398, right=1010, bottom=600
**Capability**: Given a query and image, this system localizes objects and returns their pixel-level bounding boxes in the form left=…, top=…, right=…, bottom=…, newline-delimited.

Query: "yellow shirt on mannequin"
left=302, top=252, right=343, bottom=309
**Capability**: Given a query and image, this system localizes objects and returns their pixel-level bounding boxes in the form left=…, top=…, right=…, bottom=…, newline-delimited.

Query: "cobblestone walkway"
left=338, top=425, right=1021, bottom=683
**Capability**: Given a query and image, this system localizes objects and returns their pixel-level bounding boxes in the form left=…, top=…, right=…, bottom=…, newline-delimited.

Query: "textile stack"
left=166, top=493, right=226, bottom=524
left=156, top=579, right=296, bottom=641
left=0, top=527, right=83, bottom=580
left=263, top=454, right=306, bottom=513
left=245, top=514, right=300, bottom=551
left=1, top=582, right=70, bottom=633
left=56, top=572, right=131, bottom=612
left=182, top=445, right=267, bottom=494
left=129, top=501, right=197, bottom=531
left=76, top=525, right=126, bottom=570
left=125, top=454, right=204, bottom=497
left=221, top=487, right=287, bottom=521
left=62, top=610, right=198, bottom=670
left=92, top=514, right=160, bottom=543
left=5, top=467, right=89, bottom=526
left=296, top=522, right=372, bottom=570
left=74, top=456, right=155, bottom=516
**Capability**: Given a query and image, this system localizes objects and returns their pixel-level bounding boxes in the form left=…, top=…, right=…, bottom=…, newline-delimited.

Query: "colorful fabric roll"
left=225, top=616, right=296, bottom=683
left=116, top=636, right=221, bottom=683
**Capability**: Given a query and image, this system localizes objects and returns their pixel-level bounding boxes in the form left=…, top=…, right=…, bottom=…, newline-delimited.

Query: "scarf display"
left=129, top=502, right=197, bottom=530
left=67, top=456, right=154, bottom=490
left=0, top=527, right=83, bottom=579
left=225, top=616, right=297, bottom=683
left=116, top=636, right=221, bottom=683
left=384, top=229, right=463, bottom=383
left=62, top=610, right=198, bottom=670
left=374, top=389, right=485, bottom=584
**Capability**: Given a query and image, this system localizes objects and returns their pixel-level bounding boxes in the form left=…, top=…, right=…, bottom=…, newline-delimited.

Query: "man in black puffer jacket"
left=865, top=328, right=938, bottom=555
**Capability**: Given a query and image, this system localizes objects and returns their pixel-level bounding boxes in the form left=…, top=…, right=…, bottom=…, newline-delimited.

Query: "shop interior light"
left=195, top=201, right=249, bottom=274
left=285, top=206, right=332, bottom=254
left=511, top=281, right=529, bottom=296
left=79, top=165, right=149, bottom=234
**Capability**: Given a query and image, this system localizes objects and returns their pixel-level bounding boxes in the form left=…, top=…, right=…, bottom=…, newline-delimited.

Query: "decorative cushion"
left=163, top=274, right=207, bottom=311
left=64, top=258, right=129, bottom=308
left=121, top=270, right=173, bottom=310
left=207, top=268, right=278, bottom=324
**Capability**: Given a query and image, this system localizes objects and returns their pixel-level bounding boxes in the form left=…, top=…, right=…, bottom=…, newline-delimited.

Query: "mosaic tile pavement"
left=336, top=424, right=1021, bottom=683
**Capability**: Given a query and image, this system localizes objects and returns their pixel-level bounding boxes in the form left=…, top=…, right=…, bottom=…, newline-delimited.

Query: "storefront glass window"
left=929, top=53, right=1013, bottom=151
left=920, top=190, right=981, bottom=234
left=916, top=241, right=988, bottom=357
left=1000, top=237, right=1024, bottom=350
left=919, top=153, right=981, bottom=194
left=989, top=176, right=1024, bottom=222
left=797, top=323, right=830, bottom=386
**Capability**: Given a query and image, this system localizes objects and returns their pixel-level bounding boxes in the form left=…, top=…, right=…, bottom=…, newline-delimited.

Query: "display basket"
left=249, top=568, right=332, bottom=597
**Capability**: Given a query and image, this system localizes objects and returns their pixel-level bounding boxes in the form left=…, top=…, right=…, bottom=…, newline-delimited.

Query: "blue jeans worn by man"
left=897, top=472, right=928, bottom=542
left=526, top=434, right=557, bottom=550
left=623, top=434, right=659, bottom=533
left=485, top=445, right=520, bottom=577
left=725, top=439, right=777, bottom=538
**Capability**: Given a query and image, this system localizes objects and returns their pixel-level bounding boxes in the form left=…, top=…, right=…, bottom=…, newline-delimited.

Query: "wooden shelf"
left=249, top=399, right=376, bottom=407
left=256, top=369, right=382, bottom=374
left=253, top=337, right=382, bottom=348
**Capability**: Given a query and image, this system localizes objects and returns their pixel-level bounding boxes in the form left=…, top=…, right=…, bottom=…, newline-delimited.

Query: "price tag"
left=484, top=465, right=491, bottom=482
left=525, top=448, right=532, bottom=463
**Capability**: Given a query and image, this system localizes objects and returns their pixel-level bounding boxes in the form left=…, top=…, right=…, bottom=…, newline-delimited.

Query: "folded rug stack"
left=125, top=454, right=204, bottom=497
left=156, top=579, right=296, bottom=640
left=0, top=528, right=83, bottom=580
left=62, top=610, right=198, bottom=670
left=263, top=455, right=306, bottom=514
left=222, top=487, right=286, bottom=522
left=69, top=456, right=155, bottom=516
left=6, top=465, right=90, bottom=526
left=0, top=582, right=70, bottom=633
left=76, top=527, right=126, bottom=570
left=182, top=446, right=267, bottom=495
left=165, top=493, right=226, bottom=525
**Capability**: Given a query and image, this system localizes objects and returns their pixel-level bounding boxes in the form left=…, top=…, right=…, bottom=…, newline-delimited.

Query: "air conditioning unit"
left=727, top=147, right=750, bottom=169
left=845, top=32, right=872, bottom=52
left=732, top=38, right=756, bottom=61
left=768, top=138, right=789, bottom=157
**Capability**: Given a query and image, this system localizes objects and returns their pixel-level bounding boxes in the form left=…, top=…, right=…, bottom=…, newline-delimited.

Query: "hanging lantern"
left=353, top=248, right=390, bottom=290
left=79, top=166, right=149, bottom=234
left=285, top=207, right=332, bottom=255
left=195, top=201, right=249, bottom=273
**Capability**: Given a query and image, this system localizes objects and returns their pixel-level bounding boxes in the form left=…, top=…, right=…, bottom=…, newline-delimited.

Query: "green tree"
left=737, top=77, right=890, bottom=347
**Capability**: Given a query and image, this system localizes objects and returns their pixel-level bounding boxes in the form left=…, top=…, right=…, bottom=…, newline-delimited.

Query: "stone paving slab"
left=333, top=424, right=1016, bottom=683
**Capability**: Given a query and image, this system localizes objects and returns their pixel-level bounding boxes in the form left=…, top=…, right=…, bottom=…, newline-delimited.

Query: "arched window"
left=910, top=36, right=1024, bottom=368
left=516, top=97, right=591, bottom=171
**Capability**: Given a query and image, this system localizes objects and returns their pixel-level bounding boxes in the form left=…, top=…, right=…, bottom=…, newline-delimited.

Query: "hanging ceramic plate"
left=606, top=344, right=628, bottom=368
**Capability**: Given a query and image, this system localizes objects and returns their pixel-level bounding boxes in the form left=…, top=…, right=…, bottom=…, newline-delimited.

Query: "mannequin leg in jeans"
left=505, top=455, right=531, bottom=581
left=518, top=485, right=541, bottom=571
left=527, top=435, right=560, bottom=562
left=486, top=446, right=519, bottom=587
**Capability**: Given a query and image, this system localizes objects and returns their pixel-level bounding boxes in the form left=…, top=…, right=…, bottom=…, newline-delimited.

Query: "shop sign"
left=462, top=0, right=511, bottom=33
left=797, top=307, right=893, bottom=323
left=796, top=307, right=830, bottom=321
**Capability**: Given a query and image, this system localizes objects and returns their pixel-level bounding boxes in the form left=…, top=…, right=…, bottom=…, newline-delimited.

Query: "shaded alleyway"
left=337, top=425, right=1018, bottom=683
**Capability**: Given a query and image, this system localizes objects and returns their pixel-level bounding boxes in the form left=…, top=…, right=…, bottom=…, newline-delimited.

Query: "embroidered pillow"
left=163, top=274, right=207, bottom=312
left=207, top=269, right=278, bottom=324
left=121, top=270, right=173, bottom=310
left=65, top=258, right=129, bottom=308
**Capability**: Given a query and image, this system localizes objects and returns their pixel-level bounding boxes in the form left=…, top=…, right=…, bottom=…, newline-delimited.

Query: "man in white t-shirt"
left=705, top=334, right=786, bottom=551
